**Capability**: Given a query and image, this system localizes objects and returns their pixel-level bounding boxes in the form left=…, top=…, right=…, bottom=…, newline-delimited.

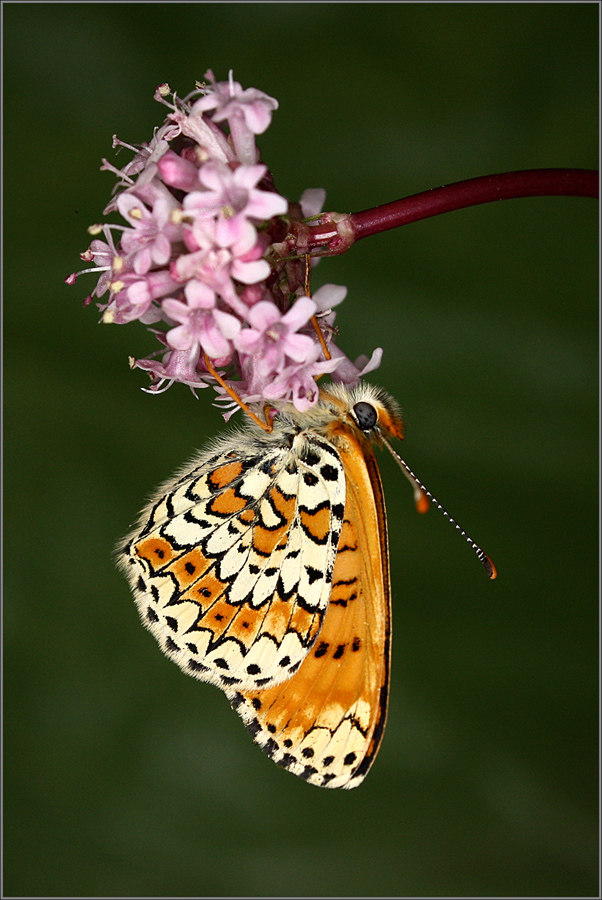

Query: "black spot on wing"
left=184, top=510, right=210, bottom=529
left=259, top=456, right=279, bottom=476
left=188, top=659, right=209, bottom=673
left=334, top=577, right=357, bottom=588
left=304, top=450, right=320, bottom=467
left=305, top=566, right=323, bottom=585
left=246, top=718, right=261, bottom=738
left=263, top=738, right=279, bottom=757
left=331, top=502, right=345, bottom=521
left=320, top=464, right=339, bottom=481
left=230, top=692, right=244, bottom=710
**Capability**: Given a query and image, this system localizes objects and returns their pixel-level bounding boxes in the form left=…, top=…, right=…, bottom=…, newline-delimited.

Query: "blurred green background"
left=4, top=4, right=598, bottom=897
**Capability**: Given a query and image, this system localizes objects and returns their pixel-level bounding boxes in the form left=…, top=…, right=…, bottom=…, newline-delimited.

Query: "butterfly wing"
left=118, top=432, right=346, bottom=691
left=228, top=431, right=391, bottom=789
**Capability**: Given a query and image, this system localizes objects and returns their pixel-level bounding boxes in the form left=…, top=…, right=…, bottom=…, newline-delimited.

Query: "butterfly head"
left=318, top=382, right=405, bottom=445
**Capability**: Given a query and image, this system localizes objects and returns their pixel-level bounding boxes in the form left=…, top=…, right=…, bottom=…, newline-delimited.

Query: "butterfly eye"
left=352, top=401, right=378, bottom=432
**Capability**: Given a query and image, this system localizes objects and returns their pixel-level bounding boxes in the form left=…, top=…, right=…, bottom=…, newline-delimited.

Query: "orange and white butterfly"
left=118, top=381, right=494, bottom=789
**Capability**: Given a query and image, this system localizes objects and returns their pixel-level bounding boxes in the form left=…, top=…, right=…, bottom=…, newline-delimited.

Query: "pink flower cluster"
left=68, top=71, right=382, bottom=417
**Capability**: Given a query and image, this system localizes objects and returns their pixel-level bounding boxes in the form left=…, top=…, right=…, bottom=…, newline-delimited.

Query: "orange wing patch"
left=208, top=486, right=248, bottom=517
left=224, top=603, right=269, bottom=644
left=135, top=536, right=177, bottom=572
left=300, top=503, right=331, bottom=543
left=207, top=460, right=244, bottom=490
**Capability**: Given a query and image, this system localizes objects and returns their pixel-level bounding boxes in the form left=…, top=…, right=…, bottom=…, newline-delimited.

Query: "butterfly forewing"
left=119, top=431, right=346, bottom=692
left=228, top=429, right=391, bottom=789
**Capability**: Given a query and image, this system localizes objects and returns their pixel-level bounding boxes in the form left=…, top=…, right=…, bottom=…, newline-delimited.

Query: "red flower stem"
left=307, top=169, right=598, bottom=254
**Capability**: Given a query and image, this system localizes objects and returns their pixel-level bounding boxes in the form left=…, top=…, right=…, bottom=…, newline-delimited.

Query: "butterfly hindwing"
left=119, top=429, right=346, bottom=691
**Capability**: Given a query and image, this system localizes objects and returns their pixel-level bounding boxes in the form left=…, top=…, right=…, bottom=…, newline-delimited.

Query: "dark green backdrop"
left=4, top=3, right=598, bottom=897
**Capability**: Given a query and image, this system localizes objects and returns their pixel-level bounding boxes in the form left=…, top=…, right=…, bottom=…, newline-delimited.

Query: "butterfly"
left=118, top=381, right=495, bottom=789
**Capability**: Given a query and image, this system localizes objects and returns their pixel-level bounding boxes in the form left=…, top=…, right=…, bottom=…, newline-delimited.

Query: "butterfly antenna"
left=381, top=437, right=497, bottom=579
